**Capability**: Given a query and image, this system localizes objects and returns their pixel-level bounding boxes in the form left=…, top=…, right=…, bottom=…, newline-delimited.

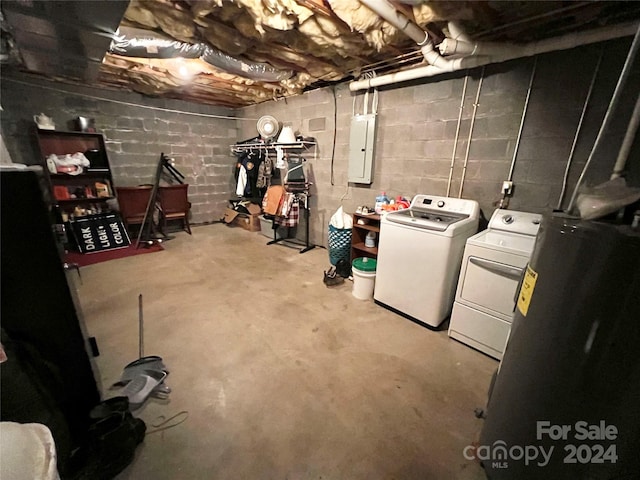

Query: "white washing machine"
left=374, top=195, right=480, bottom=328
left=448, top=208, right=542, bottom=360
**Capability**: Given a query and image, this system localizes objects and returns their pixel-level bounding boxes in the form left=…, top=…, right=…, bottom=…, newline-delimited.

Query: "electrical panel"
left=348, top=113, right=377, bottom=184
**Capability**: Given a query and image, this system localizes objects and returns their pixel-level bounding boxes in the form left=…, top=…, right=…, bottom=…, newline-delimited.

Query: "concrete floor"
left=77, top=224, right=497, bottom=479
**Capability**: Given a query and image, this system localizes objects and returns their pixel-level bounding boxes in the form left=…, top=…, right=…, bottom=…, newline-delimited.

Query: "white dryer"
left=448, top=208, right=542, bottom=360
left=374, top=195, right=480, bottom=328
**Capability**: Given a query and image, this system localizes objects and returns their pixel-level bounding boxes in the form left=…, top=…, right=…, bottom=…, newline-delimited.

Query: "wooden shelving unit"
left=35, top=129, right=130, bottom=252
left=351, top=212, right=381, bottom=260
left=35, top=129, right=116, bottom=217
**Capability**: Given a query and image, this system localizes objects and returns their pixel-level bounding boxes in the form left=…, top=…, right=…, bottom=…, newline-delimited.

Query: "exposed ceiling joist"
left=2, top=1, right=640, bottom=108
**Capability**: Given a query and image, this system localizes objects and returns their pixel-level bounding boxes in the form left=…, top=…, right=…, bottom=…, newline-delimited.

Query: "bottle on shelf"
left=365, top=231, right=377, bottom=248
left=375, top=191, right=390, bottom=214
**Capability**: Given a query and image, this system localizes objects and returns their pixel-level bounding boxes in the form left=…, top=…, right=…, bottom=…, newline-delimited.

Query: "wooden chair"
left=158, top=184, right=192, bottom=234
left=116, top=186, right=153, bottom=234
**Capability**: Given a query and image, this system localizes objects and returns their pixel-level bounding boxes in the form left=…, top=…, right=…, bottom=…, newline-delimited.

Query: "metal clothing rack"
left=266, top=191, right=315, bottom=254
left=230, top=139, right=317, bottom=253
left=230, top=141, right=317, bottom=160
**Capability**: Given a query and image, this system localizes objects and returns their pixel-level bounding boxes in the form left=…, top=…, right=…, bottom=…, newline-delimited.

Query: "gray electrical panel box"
left=348, top=113, right=377, bottom=184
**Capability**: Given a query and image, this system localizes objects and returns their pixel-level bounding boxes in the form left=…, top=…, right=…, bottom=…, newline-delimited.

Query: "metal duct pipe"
left=358, top=0, right=429, bottom=46
left=110, top=26, right=293, bottom=82
left=611, top=93, right=640, bottom=179
left=350, top=21, right=639, bottom=91
left=568, top=23, right=640, bottom=213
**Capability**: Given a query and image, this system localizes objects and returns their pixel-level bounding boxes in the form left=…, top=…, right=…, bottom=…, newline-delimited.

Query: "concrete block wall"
left=240, top=37, right=639, bottom=247
left=0, top=74, right=238, bottom=224
left=2, top=37, right=637, bottom=243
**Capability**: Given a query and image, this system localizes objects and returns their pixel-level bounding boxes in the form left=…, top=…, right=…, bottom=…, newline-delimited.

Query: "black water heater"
left=480, top=213, right=640, bottom=479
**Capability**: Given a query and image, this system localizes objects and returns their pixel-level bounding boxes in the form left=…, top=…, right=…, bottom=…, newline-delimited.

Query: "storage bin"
left=259, top=215, right=288, bottom=238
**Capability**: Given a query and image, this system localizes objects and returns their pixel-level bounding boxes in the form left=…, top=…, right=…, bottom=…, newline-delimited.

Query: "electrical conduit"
left=507, top=57, right=537, bottom=183
left=458, top=67, right=485, bottom=198
left=499, top=58, right=537, bottom=209
left=446, top=75, right=469, bottom=197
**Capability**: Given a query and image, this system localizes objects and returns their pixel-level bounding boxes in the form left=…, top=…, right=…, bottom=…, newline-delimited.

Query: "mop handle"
left=139, top=294, right=144, bottom=359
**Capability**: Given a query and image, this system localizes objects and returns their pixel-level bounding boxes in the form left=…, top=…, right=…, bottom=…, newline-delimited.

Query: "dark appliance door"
left=1, top=169, right=101, bottom=457
left=479, top=213, right=640, bottom=479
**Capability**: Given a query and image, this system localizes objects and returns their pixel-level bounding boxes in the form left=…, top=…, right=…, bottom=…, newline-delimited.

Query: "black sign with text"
left=70, top=213, right=130, bottom=253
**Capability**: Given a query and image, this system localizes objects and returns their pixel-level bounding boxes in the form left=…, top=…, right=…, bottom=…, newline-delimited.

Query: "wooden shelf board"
left=55, top=197, right=114, bottom=204
left=51, top=173, right=110, bottom=180
left=353, top=212, right=380, bottom=221
left=352, top=242, right=378, bottom=255
left=353, top=223, right=380, bottom=233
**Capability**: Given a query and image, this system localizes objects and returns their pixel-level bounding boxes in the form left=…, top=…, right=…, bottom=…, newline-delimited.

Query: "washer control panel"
left=489, top=209, right=543, bottom=236
left=413, top=195, right=478, bottom=215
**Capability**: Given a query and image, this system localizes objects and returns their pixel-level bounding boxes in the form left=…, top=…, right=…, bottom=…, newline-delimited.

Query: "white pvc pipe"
left=358, top=0, right=429, bottom=46
left=447, top=21, right=471, bottom=43
left=611, top=93, right=640, bottom=179
left=350, top=21, right=639, bottom=91
left=438, top=38, right=522, bottom=58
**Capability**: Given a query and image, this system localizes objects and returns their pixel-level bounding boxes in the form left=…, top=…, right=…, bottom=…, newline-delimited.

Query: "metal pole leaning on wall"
left=557, top=48, right=604, bottom=210
left=568, top=23, right=640, bottom=213
left=458, top=66, right=485, bottom=198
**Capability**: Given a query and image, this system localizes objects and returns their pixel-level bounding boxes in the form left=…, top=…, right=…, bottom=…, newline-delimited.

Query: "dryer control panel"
left=488, top=209, right=542, bottom=236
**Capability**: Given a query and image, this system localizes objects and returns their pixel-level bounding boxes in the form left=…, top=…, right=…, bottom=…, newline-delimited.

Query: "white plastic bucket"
left=352, top=257, right=377, bottom=300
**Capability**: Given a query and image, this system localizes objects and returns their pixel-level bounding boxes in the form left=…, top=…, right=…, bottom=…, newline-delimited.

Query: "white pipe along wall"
left=350, top=19, right=640, bottom=91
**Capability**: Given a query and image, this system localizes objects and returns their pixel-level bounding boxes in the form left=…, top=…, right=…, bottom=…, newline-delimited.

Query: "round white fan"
left=257, top=115, right=280, bottom=140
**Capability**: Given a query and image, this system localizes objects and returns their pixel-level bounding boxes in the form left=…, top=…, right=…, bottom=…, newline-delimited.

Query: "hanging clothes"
left=285, top=157, right=306, bottom=182
left=279, top=192, right=294, bottom=218
left=234, top=136, right=265, bottom=198
left=235, top=162, right=247, bottom=196
left=275, top=196, right=299, bottom=227
left=235, top=149, right=263, bottom=197
left=262, top=185, right=285, bottom=215
left=257, top=150, right=273, bottom=189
